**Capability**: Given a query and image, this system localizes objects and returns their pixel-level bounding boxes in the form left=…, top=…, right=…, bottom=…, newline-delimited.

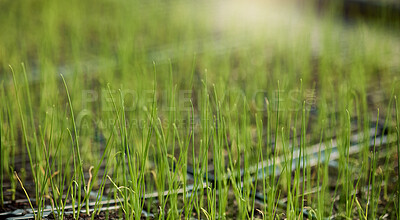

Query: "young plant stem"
left=10, top=65, right=36, bottom=198
left=370, top=109, right=379, bottom=218
left=395, top=96, right=400, bottom=220
left=61, top=74, right=86, bottom=215
left=301, top=101, right=306, bottom=220
left=0, top=112, right=3, bottom=207
left=15, top=171, right=36, bottom=219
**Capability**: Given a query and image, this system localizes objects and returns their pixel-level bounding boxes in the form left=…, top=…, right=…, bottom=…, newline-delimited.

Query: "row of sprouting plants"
left=1, top=63, right=400, bottom=219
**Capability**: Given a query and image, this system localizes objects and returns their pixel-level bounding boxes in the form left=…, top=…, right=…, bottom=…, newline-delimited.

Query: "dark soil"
left=1, top=200, right=32, bottom=213
left=47, top=210, right=126, bottom=220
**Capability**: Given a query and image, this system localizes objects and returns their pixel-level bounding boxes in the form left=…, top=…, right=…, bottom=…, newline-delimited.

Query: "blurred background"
left=1, top=0, right=398, bottom=87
